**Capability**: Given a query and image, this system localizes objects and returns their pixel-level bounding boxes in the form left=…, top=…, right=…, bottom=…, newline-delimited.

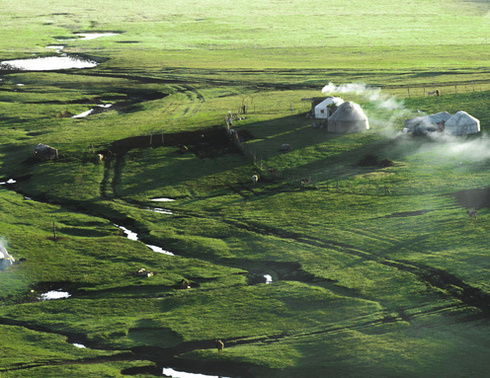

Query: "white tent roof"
left=314, top=97, right=344, bottom=119
left=444, top=111, right=480, bottom=135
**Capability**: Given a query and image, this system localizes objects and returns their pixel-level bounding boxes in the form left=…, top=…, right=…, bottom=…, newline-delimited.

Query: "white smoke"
left=0, top=237, right=7, bottom=251
left=427, top=133, right=490, bottom=162
left=321, top=82, right=490, bottom=165
left=321, top=82, right=415, bottom=136
left=321, top=82, right=402, bottom=111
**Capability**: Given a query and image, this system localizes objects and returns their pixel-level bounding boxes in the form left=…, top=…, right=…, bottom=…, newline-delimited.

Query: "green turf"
left=1, top=1, right=489, bottom=377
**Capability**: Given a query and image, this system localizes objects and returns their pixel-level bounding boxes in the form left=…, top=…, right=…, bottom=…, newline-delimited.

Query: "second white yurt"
left=444, top=111, right=480, bottom=135
left=327, top=101, right=369, bottom=133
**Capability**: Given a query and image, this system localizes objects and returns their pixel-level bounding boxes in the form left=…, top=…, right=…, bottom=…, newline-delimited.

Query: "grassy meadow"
left=1, top=0, right=489, bottom=377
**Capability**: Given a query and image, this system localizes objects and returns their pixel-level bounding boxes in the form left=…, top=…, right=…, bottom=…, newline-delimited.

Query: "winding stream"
left=0, top=56, right=98, bottom=71
left=114, top=224, right=176, bottom=256
left=162, top=367, right=230, bottom=378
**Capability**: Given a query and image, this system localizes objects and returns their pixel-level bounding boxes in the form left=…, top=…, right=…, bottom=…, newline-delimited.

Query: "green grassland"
left=1, top=1, right=490, bottom=377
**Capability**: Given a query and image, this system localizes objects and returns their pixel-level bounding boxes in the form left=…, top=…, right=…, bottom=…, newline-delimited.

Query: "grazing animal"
left=467, top=209, right=477, bottom=220
left=135, top=268, right=153, bottom=277
left=428, top=90, right=440, bottom=97
left=252, top=174, right=259, bottom=184
left=215, top=339, right=224, bottom=353
left=280, top=143, right=291, bottom=151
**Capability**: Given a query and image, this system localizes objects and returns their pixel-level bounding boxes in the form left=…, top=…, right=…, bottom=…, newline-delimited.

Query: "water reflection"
left=114, top=224, right=138, bottom=241
left=146, top=244, right=175, bottom=256
left=0, top=56, right=98, bottom=71
left=75, top=32, right=119, bottom=40
left=114, top=224, right=176, bottom=256
left=39, top=290, right=71, bottom=301
left=162, top=367, right=230, bottom=378
left=264, top=274, right=273, bottom=284
left=0, top=178, right=16, bottom=185
left=147, top=207, right=174, bottom=215
left=72, top=104, right=112, bottom=118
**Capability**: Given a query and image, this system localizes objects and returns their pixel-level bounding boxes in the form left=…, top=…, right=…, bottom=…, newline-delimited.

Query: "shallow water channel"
left=38, top=289, right=71, bottom=301
left=0, top=55, right=98, bottom=71
left=0, top=32, right=115, bottom=71
left=162, top=367, right=230, bottom=378
left=114, top=224, right=175, bottom=256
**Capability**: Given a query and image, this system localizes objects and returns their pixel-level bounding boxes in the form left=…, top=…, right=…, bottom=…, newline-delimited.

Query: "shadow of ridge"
left=453, top=186, right=490, bottom=209
left=269, top=135, right=413, bottom=182
left=110, top=126, right=235, bottom=154
left=110, top=127, right=253, bottom=194
left=129, top=337, right=268, bottom=377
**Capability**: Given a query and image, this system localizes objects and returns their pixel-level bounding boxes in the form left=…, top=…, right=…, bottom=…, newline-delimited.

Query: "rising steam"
left=322, top=82, right=401, bottom=110
left=321, top=82, right=490, bottom=163
left=322, top=82, right=414, bottom=135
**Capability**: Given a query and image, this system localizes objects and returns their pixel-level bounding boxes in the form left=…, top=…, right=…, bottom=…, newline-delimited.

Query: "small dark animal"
left=467, top=210, right=477, bottom=220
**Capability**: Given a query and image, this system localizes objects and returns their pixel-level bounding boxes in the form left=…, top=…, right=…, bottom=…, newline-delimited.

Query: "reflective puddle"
left=0, top=56, right=98, bottom=71
left=147, top=207, right=174, bottom=215
left=0, top=178, right=16, bottom=185
left=146, top=244, right=175, bottom=256
left=264, top=274, right=273, bottom=284
left=75, top=32, right=120, bottom=40
left=114, top=224, right=176, bottom=256
left=162, top=367, right=230, bottom=378
left=39, top=290, right=71, bottom=301
left=114, top=224, right=138, bottom=241
left=72, top=104, right=112, bottom=118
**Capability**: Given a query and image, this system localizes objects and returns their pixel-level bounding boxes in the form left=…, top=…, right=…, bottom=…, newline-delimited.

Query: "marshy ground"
left=1, top=1, right=490, bottom=377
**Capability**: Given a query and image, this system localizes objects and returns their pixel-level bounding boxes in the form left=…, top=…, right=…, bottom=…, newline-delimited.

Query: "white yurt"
left=314, top=97, right=344, bottom=119
left=327, top=101, right=369, bottom=133
left=0, top=244, right=15, bottom=271
left=403, top=111, right=452, bottom=134
left=444, top=111, right=480, bottom=135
